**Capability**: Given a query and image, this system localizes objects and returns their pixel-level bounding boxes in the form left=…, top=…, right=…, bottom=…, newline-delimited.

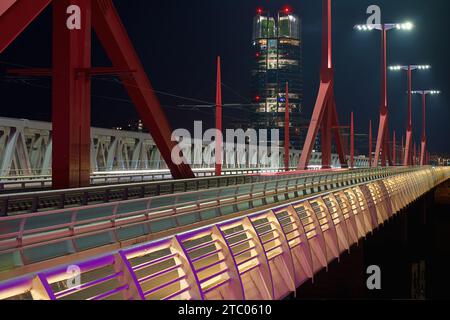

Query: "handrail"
left=0, top=167, right=299, bottom=190
left=0, top=167, right=322, bottom=216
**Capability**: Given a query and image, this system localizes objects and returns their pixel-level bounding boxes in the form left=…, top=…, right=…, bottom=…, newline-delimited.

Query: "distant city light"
left=283, top=6, right=291, bottom=14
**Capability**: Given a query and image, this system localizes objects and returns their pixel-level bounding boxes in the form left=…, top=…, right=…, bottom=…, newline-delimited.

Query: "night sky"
left=1, top=0, right=449, bottom=155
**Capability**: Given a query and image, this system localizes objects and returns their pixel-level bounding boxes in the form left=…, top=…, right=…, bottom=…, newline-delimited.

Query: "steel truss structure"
left=0, top=0, right=195, bottom=189
left=0, top=117, right=370, bottom=178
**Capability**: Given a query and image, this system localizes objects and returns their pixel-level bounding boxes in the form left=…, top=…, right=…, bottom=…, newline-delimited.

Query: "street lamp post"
left=215, top=56, right=222, bottom=176
left=412, top=90, right=441, bottom=165
left=354, top=22, right=413, bottom=168
left=389, top=65, right=431, bottom=166
left=285, top=82, right=290, bottom=171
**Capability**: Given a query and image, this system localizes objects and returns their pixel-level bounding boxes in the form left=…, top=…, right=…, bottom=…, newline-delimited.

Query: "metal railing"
left=0, top=168, right=326, bottom=216
left=0, top=167, right=303, bottom=191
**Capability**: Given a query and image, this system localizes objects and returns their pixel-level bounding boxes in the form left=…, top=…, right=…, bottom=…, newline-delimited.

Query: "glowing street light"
left=389, top=65, right=430, bottom=71
left=354, top=22, right=414, bottom=32
left=411, top=90, right=441, bottom=165
left=354, top=21, right=414, bottom=168
left=389, top=64, right=431, bottom=166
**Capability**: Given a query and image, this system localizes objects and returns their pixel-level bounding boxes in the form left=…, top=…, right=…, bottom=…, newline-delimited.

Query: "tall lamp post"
left=412, top=90, right=441, bottom=165
left=354, top=22, right=413, bottom=167
left=389, top=64, right=431, bottom=166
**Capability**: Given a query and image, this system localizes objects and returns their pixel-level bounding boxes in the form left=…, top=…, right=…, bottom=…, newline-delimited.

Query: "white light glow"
left=403, top=22, right=414, bottom=30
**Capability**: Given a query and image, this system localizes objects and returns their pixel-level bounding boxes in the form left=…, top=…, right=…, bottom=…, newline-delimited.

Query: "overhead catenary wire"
left=0, top=78, right=252, bottom=123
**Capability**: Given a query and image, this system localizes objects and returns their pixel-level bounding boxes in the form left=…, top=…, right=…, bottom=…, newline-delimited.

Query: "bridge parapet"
left=1, top=166, right=449, bottom=300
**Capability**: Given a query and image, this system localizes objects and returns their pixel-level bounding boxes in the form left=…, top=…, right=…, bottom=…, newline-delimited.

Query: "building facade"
left=251, top=7, right=303, bottom=147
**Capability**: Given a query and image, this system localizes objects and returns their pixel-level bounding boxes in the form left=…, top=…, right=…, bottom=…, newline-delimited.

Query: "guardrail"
left=0, top=168, right=325, bottom=216
left=0, top=167, right=415, bottom=274
left=0, top=167, right=303, bottom=191
left=1, top=167, right=448, bottom=300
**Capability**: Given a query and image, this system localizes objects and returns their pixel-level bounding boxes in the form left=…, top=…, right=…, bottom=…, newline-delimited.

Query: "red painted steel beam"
left=404, top=67, right=413, bottom=166
left=420, top=93, right=427, bottom=166
left=7, top=67, right=135, bottom=78
left=373, top=26, right=389, bottom=167
left=284, top=82, right=290, bottom=171
left=52, top=0, right=92, bottom=189
left=0, top=0, right=17, bottom=16
left=0, top=0, right=52, bottom=54
left=91, top=0, right=194, bottom=179
left=350, top=112, right=354, bottom=168
left=393, top=130, right=396, bottom=166
left=298, top=0, right=347, bottom=170
left=298, top=82, right=331, bottom=169
left=215, top=56, right=222, bottom=177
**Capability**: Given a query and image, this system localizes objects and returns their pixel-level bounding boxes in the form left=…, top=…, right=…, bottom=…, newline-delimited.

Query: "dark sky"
left=1, top=0, right=449, bottom=155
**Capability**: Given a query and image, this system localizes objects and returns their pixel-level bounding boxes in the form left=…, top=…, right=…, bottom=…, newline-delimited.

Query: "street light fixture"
left=411, top=90, right=441, bottom=166
left=354, top=22, right=414, bottom=32
left=354, top=21, right=414, bottom=168
left=389, top=64, right=431, bottom=166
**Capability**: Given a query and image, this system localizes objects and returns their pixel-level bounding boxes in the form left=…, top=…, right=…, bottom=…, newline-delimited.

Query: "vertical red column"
left=373, top=26, right=388, bottom=167
left=420, top=93, right=427, bottom=166
left=52, top=0, right=92, bottom=189
left=284, top=82, right=290, bottom=171
left=392, top=130, right=396, bottom=166
left=369, top=120, right=372, bottom=168
left=215, top=56, right=222, bottom=176
left=350, top=112, right=354, bottom=168
left=320, top=0, right=332, bottom=170
left=404, top=66, right=413, bottom=166
left=401, top=135, right=405, bottom=165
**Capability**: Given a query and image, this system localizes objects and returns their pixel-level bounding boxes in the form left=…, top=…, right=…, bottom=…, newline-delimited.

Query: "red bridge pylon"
left=0, top=0, right=195, bottom=189
left=298, top=0, right=347, bottom=170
